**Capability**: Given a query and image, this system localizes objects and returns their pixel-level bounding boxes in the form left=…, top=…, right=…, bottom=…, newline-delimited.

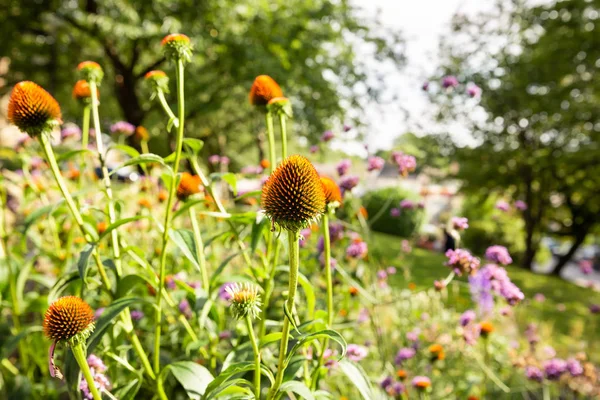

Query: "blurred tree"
left=427, top=0, right=600, bottom=272
left=0, top=0, right=404, bottom=162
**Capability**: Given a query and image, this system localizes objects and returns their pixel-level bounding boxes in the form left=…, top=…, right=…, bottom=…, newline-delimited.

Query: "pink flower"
left=390, top=208, right=400, bottom=217
left=495, top=200, right=510, bottom=212
left=466, top=83, right=481, bottom=98
left=400, top=200, right=414, bottom=209
left=579, top=259, right=593, bottom=275
left=321, top=130, right=334, bottom=142
left=451, top=217, right=469, bottom=230
left=310, top=145, right=319, bottom=153
left=346, top=344, right=368, bottom=362
left=391, top=151, right=416, bottom=177
left=367, top=156, right=385, bottom=172
left=514, top=200, right=528, bottom=210
left=422, top=81, right=429, bottom=91
left=336, top=159, right=352, bottom=176
left=208, top=155, right=220, bottom=165
left=442, top=75, right=459, bottom=89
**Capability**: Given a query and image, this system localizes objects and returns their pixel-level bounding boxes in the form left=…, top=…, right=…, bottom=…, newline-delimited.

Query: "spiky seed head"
left=320, top=176, right=342, bottom=206
left=72, top=80, right=98, bottom=102
left=249, top=75, right=283, bottom=106
left=43, top=296, right=95, bottom=345
left=77, top=61, right=104, bottom=83
left=144, top=70, right=170, bottom=93
left=177, top=172, right=202, bottom=200
left=8, top=81, right=62, bottom=137
left=161, top=33, right=193, bottom=63
left=225, top=283, right=262, bottom=320
left=261, top=155, right=326, bottom=232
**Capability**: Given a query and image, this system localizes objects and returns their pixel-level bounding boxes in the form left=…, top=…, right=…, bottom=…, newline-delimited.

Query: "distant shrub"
left=362, top=187, right=423, bottom=237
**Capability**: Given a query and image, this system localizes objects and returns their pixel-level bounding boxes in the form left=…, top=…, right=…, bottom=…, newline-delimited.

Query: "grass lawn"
left=368, top=232, right=600, bottom=361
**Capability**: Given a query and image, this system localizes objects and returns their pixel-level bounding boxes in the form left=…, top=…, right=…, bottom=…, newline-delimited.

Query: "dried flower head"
left=261, top=155, right=326, bottom=231
left=177, top=172, right=203, bottom=200
left=249, top=75, right=283, bottom=106
left=320, top=176, right=343, bottom=207
left=144, top=70, right=170, bottom=93
left=43, top=296, right=95, bottom=345
left=8, top=81, right=62, bottom=137
left=77, top=61, right=104, bottom=83
left=161, top=33, right=193, bottom=63
left=225, top=282, right=262, bottom=320
left=72, top=80, right=98, bottom=102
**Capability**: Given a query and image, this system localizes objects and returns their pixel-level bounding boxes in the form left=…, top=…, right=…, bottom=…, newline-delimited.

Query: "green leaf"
left=202, top=362, right=255, bottom=400
left=165, top=361, right=214, bottom=399
left=169, top=229, right=200, bottom=270
left=98, top=216, right=149, bottom=241
left=250, top=216, right=269, bottom=253
left=279, top=381, right=315, bottom=400
left=113, top=379, right=142, bottom=400
left=77, top=244, right=95, bottom=282
left=116, top=274, right=154, bottom=298
left=56, top=149, right=92, bottom=163
left=278, top=266, right=315, bottom=320
left=210, top=172, right=237, bottom=195
left=183, top=138, right=204, bottom=155
left=209, top=252, right=240, bottom=288
left=110, top=144, right=140, bottom=158
left=284, top=330, right=347, bottom=368
left=15, top=260, right=33, bottom=305
left=173, top=199, right=206, bottom=220
left=23, top=201, right=64, bottom=232
left=338, top=359, right=374, bottom=400
left=110, top=154, right=166, bottom=175
left=1, top=326, right=42, bottom=358
left=48, top=271, right=80, bottom=303
left=164, top=152, right=176, bottom=163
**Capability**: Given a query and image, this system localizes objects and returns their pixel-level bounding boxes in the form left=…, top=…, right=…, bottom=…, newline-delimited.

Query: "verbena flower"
left=336, top=159, right=352, bottom=176
left=391, top=151, right=416, bottom=177
left=261, top=155, right=325, bottom=231
left=525, top=366, right=544, bottom=382
left=480, top=264, right=524, bottom=305
left=226, top=282, right=262, bottom=320
left=79, top=354, right=111, bottom=399
left=310, top=145, right=319, bottom=153
left=8, top=81, right=62, bottom=137
left=441, top=75, right=459, bottom=89
left=543, top=358, right=567, bottom=380
left=346, top=344, right=368, bottom=362
left=367, top=156, right=385, bottom=172
left=460, top=310, right=476, bottom=326
left=485, top=245, right=512, bottom=265
left=394, top=348, right=415, bottom=365
left=218, top=283, right=235, bottom=301
left=161, top=33, right=193, bottom=63
left=422, top=81, right=430, bottom=91
left=452, top=217, right=469, bottom=230
left=249, top=75, right=283, bottom=106
left=514, top=200, right=528, bottom=210
left=400, top=199, right=414, bottom=209
left=43, top=296, right=95, bottom=345
left=346, top=240, right=368, bottom=259
left=495, top=200, right=510, bottom=212
left=390, top=208, right=400, bottom=217
left=208, top=155, right=220, bottom=165
left=321, top=130, right=335, bottom=142
left=61, top=124, right=82, bottom=142
left=179, top=299, right=193, bottom=319
left=320, top=176, right=343, bottom=206
left=130, top=310, right=144, bottom=321
left=110, top=121, right=135, bottom=136
left=467, top=83, right=481, bottom=98
left=469, top=271, right=494, bottom=314
left=566, top=358, right=583, bottom=376
left=445, top=249, right=480, bottom=276
left=177, top=172, right=202, bottom=200
left=339, top=175, right=359, bottom=193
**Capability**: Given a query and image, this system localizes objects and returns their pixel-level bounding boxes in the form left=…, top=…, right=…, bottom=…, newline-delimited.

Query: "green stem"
left=81, top=105, right=90, bottom=150
left=71, top=342, right=102, bottom=400
left=157, top=90, right=178, bottom=126
left=278, top=113, right=287, bottom=159
left=246, top=315, right=261, bottom=399
left=265, top=111, right=276, bottom=172
left=268, top=230, right=300, bottom=399
left=258, top=240, right=281, bottom=338
left=189, top=206, right=209, bottom=292
left=154, top=58, right=186, bottom=373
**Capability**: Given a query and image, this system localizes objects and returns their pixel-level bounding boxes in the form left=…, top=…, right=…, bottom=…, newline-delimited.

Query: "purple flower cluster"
left=310, top=145, right=319, bottom=153
left=110, top=121, right=135, bottom=136
left=390, top=208, right=400, bottom=217
left=395, top=348, right=416, bottom=365
left=218, top=283, right=235, bottom=301
left=346, top=344, right=368, bottom=362
left=400, top=199, right=414, bottom=209
left=442, top=75, right=459, bottom=89
left=543, top=358, right=567, bottom=380
left=485, top=245, right=513, bottom=265
left=525, top=366, right=544, bottom=382
left=61, top=124, right=82, bottom=141
left=480, top=264, right=524, bottom=305
left=367, top=156, right=385, bottom=172
left=391, top=151, right=417, bottom=177
left=339, top=175, right=359, bottom=193
left=459, top=310, right=476, bottom=327
left=445, top=249, right=480, bottom=276
left=495, top=200, right=510, bottom=212
left=579, top=259, right=593, bottom=275
left=469, top=271, right=494, bottom=314
left=208, top=155, right=221, bottom=165
left=179, top=298, right=193, bottom=319
left=451, top=217, right=469, bottom=230
left=130, top=310, right=144, bottom=321
left=380, top=377, right=405, bottom=396
left=321, top=130, right=335, bottom=142
left=514, top=200, right=528, bottom=210
left=336, top=159, right=352, bottom=176
left=346, top=241, right=368, bottom=259
left=80, top=355, right=111, bottom=399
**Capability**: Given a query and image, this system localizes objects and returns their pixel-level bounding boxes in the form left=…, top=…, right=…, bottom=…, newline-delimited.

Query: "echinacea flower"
left=226, top=282, right=262, bottom=320
left=445, top=248, right=480, bottom=276
left=177, top=172, right=202, bottom=200
left=428, top=344, right=445, bottom=361
left=77, top=61, right=104, bottom=82
left=485, top=245, right=512, bottom=265
left=267, top=96, right=292, bottom=118
left=43, top=296, right=95, bottom=344
left=72, top=80, right=98, bottom=102
left=161, top=33, right=193, bottom=62
left=479, top=321, right=494, bottom=337
left=144, top=70, right=170, bottom=93
left=249, top=75, right=283, bottom=106
left=261, top=155, right=325, bottom=231
left=412, top=376, right=431, bottom=390
left=320, top=176, right=343, bottom=206
left=8, top=81, right=62, bottom=137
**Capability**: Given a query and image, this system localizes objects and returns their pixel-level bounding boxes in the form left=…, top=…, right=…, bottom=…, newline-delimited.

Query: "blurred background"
left=0, top=0, right=598, bottom=288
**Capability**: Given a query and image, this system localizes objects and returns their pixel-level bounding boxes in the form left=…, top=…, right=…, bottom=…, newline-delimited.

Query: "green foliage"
left=361, top=187, right=422, bottom=237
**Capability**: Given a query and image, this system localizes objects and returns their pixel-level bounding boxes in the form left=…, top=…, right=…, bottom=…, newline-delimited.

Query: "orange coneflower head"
left=43, top=296, right=95, bottom=343
left=320, top=176, right=343, bottom=206
left=267, top=96, right=293, bottom=118
left=97, top=221, right=108, bottom=235
left=77, top=61, right=104, bottom=82
left=72, top=80, right=99, bottom=101
left=161, top=34, right=193, bottom=62
left=249, top=75, right=283, bottom=106
left=261, top=155, right=326, bottom=231
left=177, top=172, right=202, bottom=200
left=134, top=126, right=149, bottom=142
left=144, top=70, right=170, bottom=93
left=260, top=159, right=271, bottom=170
left=480, top=321, right=494, bottom=336
left=145, top=70, right=167, bottom=79
left=8, top=81, right=62, bottom=137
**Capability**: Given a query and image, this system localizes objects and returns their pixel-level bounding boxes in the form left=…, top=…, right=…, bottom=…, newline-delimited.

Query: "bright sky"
left=334, top=0, right=492, bottom=155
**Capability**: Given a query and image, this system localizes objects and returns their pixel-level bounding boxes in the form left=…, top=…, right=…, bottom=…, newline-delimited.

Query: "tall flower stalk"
left=154, top=33, right=192, bottom=373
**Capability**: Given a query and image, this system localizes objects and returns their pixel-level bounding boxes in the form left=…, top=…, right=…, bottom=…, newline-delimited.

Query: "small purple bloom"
left=452, top=217, right=469, bottom=230
left=514, top=200, right=528, bottom=210
left=442, top=75, right=459, bottom=89
left=130, top=310, right=144, bottom=321
left=310, top=145, right=319, bottom=153
left=218, top=330, right=232, bottom=340
left=94, top=308, right=105, bottom=320
left=495, top=200, right=510, bottom=212
left=80, top=354, right=110, bottom=399
left=534, top=293, right=545, bottom=303
left=336, top=159, right=352, bottom=176
left=367, top=156, right=385, bottom=172
left=566, top=358, right=583, bottom=376
left=466, top=83, right=481, bottom=98
left=218, top=283, right=235, bottom=301
left=525, top=366, right=544, bottom=382
left=422, top=81, right=429, bottom=91
left=357, top=307, right=369, bottom=323
left=343, top=124, right=352, bottom=132
left=346, top=344, right=368, bottom=362
left=179, top=298, right=193, bottom=319
left=543, top=358, right=567, bottom=380
left=110, top=121, right=136, bottom=136
left=208, top=155, right=220, bottom=165
left=391, top=151, right=417, bottom=177
left=390, top=208, right=400, bottom=217
left=346, top=241, right=368, bottom=259
left=460, top=310, right=476, bottom=326
left=387, top=266, right=397, bottom=275
left=394, top=348, right=416, bottom=365
left=321, top=130, right=335, bottom=142
left=377, top=270, right=387, bottom=280
left=445, top=248, right=480, bottom=276
left=339, top=175, right=359, bottom=193
left=400, top=199, right=414, bottom=209
left=579, top=260, right=593, bottom=275
left=61, top=124, right=82, bottom=141
left=485, top=245, right=512, bottom=265
left=299, top=228, right=312, bottom=248
left=380, top=376, right=393, bottom=389
left=589, top=304, right=600, bottom=314
left=220, top=156, right=230, bottom=165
